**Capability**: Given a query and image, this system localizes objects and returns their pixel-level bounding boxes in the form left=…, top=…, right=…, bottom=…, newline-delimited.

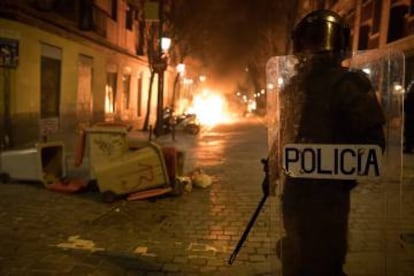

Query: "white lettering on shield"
left=282, top=144, right=382, bottom=179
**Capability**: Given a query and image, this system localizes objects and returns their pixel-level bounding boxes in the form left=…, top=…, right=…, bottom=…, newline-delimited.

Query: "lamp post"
left=172, top=63, right=185, bottom=112
left=153, top=37, right=171, bottom=136
left=151, top=0, right=168, bottom=136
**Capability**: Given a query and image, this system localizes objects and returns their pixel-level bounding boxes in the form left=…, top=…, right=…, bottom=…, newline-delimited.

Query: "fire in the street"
left=186, top=89, right=233, bottom=127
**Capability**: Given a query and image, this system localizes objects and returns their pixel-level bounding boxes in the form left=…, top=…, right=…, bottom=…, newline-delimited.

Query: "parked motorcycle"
left=161, top=107, right=200, bottom=135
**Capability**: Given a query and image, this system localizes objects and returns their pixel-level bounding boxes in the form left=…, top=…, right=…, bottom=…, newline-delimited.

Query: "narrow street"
left=0, top=116, right=279, bottom=275
left=0, top=116, right=413, bottom=275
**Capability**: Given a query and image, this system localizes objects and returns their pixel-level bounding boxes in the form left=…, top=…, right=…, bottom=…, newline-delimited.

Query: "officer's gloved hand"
left=262, top=177, right=270, bottom=197
left=261, top=158, right=269, bottom=173
left=261, top=158, right=270, bottom=196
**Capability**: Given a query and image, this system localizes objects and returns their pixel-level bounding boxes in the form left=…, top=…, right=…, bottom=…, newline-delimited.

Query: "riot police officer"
left=278, top=10, right=385, bottom=276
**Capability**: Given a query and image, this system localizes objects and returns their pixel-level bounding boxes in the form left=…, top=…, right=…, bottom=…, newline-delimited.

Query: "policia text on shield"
left=283, top=144, right=382, bottom=179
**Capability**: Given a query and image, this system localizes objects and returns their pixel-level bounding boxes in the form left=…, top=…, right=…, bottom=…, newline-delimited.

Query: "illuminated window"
left=106, top=72, right=117, bottom=113
left=77, top=55, right=93, bottom=122
left=137, top=76, right=143, bottom=117
left=122, top=74, right=131, bottom=109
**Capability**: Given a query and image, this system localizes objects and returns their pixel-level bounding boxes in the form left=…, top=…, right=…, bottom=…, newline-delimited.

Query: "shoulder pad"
left=333, top=69, right=373, bottom=92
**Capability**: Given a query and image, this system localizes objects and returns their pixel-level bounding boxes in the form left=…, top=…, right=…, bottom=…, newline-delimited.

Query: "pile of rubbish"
left=0, top=122, right=212, bottom=203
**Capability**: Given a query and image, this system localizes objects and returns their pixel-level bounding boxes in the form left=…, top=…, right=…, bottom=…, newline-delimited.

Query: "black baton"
left=228, top=159, right=269, bottom=265
left=228, top=192, right=267, bottom=264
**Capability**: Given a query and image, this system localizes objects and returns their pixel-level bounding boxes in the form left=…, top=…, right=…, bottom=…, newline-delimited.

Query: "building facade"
left=298, top=0, right=414, bottom=84
left=0, top=0, right=174, bottom=151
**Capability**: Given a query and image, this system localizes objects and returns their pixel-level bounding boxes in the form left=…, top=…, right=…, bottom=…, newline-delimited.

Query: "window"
left=79, top=0, right=94, bottom=30
left=137, top=18, right=146, bottom=55
left=122, top=74, right=131, bottom=109
left=40, top=44, right=61, bottom=119
left=372, top=0, right=382, bottom=34
left=105, top=72, right=117, bottom=113
left=54, top=0, right=78, bottom=22
left=411, top=0, right=414, bottom=15
left=387, top=4, right=409, bottom=42
left=111, top=0, right=118, bottom=21
left=77, top=55, right=93, bottom=122
left=126, top=4, right=134, bottom=30
left=358, top=25, right=370, bottom=50
left=137, top=76, right=143, bottom=117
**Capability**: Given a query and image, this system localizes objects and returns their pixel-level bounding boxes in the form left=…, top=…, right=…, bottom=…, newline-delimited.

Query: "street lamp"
left=161, top=37, right=171, bottom=53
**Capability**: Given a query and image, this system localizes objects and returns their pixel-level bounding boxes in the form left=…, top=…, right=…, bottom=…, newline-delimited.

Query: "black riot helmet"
left=292, top=9, right=350, bottom=55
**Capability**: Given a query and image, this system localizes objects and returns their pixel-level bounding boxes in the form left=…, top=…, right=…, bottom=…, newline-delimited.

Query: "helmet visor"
left=292, top=21, right=348, bottom=54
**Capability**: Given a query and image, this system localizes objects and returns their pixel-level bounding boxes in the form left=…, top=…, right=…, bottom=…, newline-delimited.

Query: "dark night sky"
left=169, top=0, right=299, bottom=90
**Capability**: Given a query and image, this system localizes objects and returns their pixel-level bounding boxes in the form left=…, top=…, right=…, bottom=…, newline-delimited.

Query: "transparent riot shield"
left=266, top=49, right=404, bottom=276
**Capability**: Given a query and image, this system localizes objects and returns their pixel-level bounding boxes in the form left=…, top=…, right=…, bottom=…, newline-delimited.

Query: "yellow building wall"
left=0, top=17, right=161, bottom=147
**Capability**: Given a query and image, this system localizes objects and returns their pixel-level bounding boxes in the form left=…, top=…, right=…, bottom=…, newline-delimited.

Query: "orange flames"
left=181, top=89, right=234, bottom=127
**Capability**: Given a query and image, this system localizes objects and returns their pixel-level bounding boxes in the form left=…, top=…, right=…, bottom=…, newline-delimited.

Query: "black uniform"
left=404, top=84, right=414, bottom=153
left=273, top=9, right=386, bottom=275
left=278, top=55, right=385, bottom=276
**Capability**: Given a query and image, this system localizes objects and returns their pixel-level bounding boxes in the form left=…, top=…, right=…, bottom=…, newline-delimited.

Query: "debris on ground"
left=46, top=178, right=89, bottom=193
left=177, top=176, right=192, bottom=192
left=56, top=235, right=104, bottom=252
left=127, top=187, right=172, bottom=201
left=189, top=168, right=212, bottom=188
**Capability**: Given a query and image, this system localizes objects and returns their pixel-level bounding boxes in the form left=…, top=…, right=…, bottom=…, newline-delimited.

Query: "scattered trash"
left=56, top=235, right=104, bottom=252
left=134, top=246, right=148, bottom=254
left=133, top=245, right=157, bottom=257
left=46, top=178, right=88, bottom=193
left=177, top=176, right=192, bottom=192
left=187, top=242, right=220, bottom=253
left=127, top=187, right=172, bottom=201
left=190, top=168, right=212, bottom=188
left=0, top=130, right=214, bottom=202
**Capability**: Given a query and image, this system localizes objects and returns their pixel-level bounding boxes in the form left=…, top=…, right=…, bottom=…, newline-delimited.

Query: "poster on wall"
left=0, top=38, right=19, bottom=68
